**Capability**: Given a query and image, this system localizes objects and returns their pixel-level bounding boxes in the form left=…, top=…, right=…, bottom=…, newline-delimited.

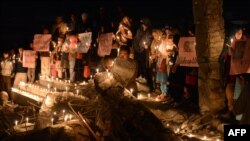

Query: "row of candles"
left=166, top=123, right=222, bottom=141
left=14, top=110, right=74, bottom=127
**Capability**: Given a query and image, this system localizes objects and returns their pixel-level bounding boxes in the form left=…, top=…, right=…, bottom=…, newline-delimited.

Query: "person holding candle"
left=224, top=27, right=247, bottom=118
left=1, top=50, right=14, bottom=100
left=132, top=17, right=154, bottom=92
left=13, top=47, right=28, bottom=88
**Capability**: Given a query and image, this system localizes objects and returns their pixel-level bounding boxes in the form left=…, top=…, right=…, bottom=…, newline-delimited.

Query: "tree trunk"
left=192, top=0, right=225, bottom=114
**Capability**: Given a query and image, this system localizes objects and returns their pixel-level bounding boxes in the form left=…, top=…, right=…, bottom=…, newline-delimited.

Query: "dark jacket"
left=15, top=54, right=27, bottom=73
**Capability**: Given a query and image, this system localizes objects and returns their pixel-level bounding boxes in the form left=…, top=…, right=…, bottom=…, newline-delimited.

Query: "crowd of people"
left=0, top=8, right=249, bottom=124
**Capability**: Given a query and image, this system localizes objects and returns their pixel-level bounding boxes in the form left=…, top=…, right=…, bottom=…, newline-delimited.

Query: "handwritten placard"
left=23, top=50, right=36, bottom=68
left=178, top=37, right=199, bottom=67
left=98, top=33, right=113, bottom=57
left=33, top=34, right=52, bottom=51
left=78, top=32, right=92, bottom=53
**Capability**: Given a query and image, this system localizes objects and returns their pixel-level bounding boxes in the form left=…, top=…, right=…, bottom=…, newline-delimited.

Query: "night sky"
left=1, top=0, right=250, bottom=51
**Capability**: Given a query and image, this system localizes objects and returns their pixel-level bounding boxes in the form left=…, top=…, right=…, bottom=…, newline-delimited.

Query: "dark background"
left=1, top=0, right=250, bottom=52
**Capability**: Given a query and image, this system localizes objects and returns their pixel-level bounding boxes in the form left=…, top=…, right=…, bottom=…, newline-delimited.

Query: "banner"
left=98, top=33, right=113, bottom=57
left=78, top=32, right=92, bottom=53
left=178, top=37, right=199, bottom=67
left=33, top=34, right=52, bottom=51
left=23, top=50, right=36, bottom=68
left=230, top=39, right=250, bottom=75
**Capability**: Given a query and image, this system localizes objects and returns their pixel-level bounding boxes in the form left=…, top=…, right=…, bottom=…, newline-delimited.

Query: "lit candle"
left=203, top=136, right=207, bottom=140
left=143, top=41, right=146, bottom=45
left=76, top=89, right=79, bottom=95
left=147, top=93, right=151, bottom=98
left=176, top=128, right=180, bottom=133
left=137, top=94, right=143, bottom=99
left=117, top=48, right=120, bottom=56
left=51, top=118, right=54, bottom=125
left=26, top=117, right=29, bottom=123
left=90, top=75, right=93, bottom=79
left=230, top=38, right=233, bottom=44
left=96, top=68, right=99, bottom=73
left=53, top=111, right=57, bottom=115
left=130, top=88, right=133, bottom=94
left=62, top=109, right=65, bottom=117
left=15, top=120, right=18, bottom=126
left=166, top=123, right=169, bottom=127
left=64, top=114, right=68, bottom=122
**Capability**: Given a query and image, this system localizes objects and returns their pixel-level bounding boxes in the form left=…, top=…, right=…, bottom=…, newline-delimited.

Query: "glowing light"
left=166, top=123, right=169, bottom=127
left=203, top=136, right=207, bottom=140
left=64, top=114, right=68, bottom=122
left=62, top=109, right=65, bottom=117
left=53, top=112, right=57, bottom=115
left=96, top=68, right=99, bottom=73
left=15, top=120, right=18, bottom=126
left=147, top=93, right=151, bottom=98
left=26, top=117, right=29, bottom=123
left=76, top=89, right=79, bottom=95
left=230, top=38, right=233, bottom=43
left=130, top=88, right=133, bottom=94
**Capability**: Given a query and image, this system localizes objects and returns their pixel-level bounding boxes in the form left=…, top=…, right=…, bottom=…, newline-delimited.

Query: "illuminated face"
left=3, top=53, right=9, bottom=59
left=81, top=14, right=88, bottom=22
left=235, top=29, right=243, bottom=40
left=119, top=50, right=129, bottom=59
left=18, top=48, right=23, bottom=54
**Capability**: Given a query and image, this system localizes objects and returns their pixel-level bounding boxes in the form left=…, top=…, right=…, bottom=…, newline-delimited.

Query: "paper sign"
left=23, top=50, right=36, bottom=68
left=33, top=34, right=52, bottom=51
left=78, top=32, right=92, bottom=53
left=178, top=37, right=199, bottom=67
left=98, top=33, right=113, bottom=57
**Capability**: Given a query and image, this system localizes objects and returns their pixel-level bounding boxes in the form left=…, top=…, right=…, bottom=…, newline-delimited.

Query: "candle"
left=62, top=109, right=65, bottom=117
left=26, top=117, right=29, bottom=123
left=15, top=120, right=18, bottom=126
left=64, top=114, right=68, bottom=122
left=166, top=123, right=169, bottom=127
left=117, top=48, right=120, bottom=56
left=203, top=136, right=207, bottom=140
left=137, top=94, right=143, bottom=99
left=176, top=128, right=180, bottom=133
left=188, top=133, right=193, bottom=137
left=90, top=75, right=93, bottom=79
left=230, top=38, right=233, bottom=44
left=76, top=89, right=79, bottom=95
left=130, top=88, right=133, bottom=94
left=51, top=118, right=54, bottom=125
left=53, top=111, right=57, bottom=115
left=143, top=41, right=146, bottom=45
left=96, top=68, right=99, bottom=73
left=147, top=93, right=151, bottom=98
